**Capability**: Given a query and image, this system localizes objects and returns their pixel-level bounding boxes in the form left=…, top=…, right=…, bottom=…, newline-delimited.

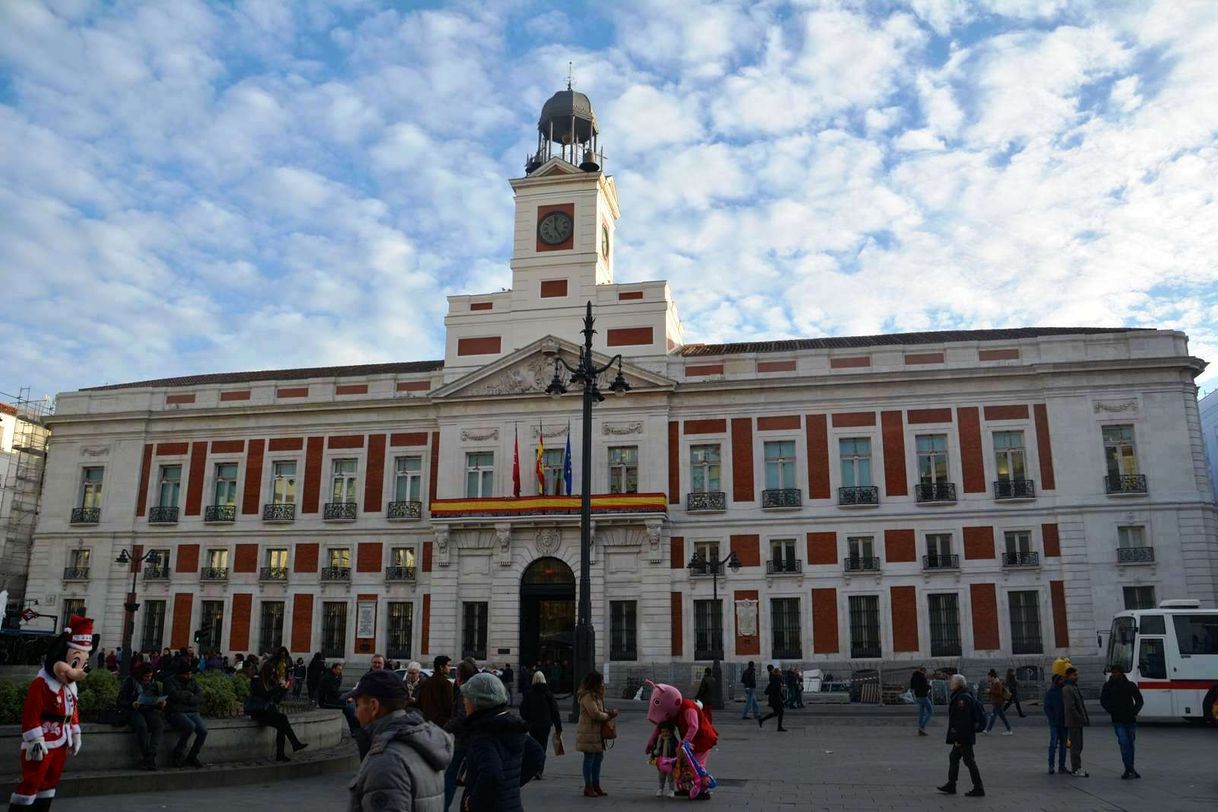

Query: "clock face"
left=538, top=211, right=573, bottom=246
left=601, top=224, right=610, bottom=259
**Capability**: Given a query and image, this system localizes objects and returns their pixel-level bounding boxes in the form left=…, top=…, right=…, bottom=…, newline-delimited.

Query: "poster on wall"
left=735, top=599, right=758, bottom=637
left=356, top=600, right=376, bottom=638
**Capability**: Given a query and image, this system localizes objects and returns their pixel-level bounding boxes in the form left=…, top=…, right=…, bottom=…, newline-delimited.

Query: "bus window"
left=1173, top=615, right=1218, bottom=655
left=1107, top=617, right=1135, bottom=673
left=1137, top=639, right=1166, bottom=679
left=1139, top=615, right=1165, bottom=635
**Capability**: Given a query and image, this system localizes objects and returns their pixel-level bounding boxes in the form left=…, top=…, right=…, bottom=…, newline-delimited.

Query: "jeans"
left=947, top=743, right=983, bottom=790
left=582, top=751, right=604, bottom=784
left=167, top=711, right=207, bottom=763
left=1113, top=723, right=1136, bottom=771
left=917, top=696, right=933, bottom=729
left=742, top=687, right=760, bottom=718
left=987, top=704, right=1010, bottom=732
left=444, top=747, right=465, bottom=810
left=129, top=708, right=163, bottom=766
left=1068, top=726, right=1085, bottom=772
left=1048, top=725, right=1067, bottom=769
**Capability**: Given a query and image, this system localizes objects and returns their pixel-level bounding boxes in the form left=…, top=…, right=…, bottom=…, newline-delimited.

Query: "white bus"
left=1106, top=600, right=1218, bottom=723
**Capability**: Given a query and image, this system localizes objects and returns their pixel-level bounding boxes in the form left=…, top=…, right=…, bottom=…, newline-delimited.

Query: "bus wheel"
left=1204, top=687, right=1218, bottom=726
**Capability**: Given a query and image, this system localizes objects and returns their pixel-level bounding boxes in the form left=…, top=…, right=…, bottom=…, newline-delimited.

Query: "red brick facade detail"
left=535, top=203, right=575, bottom=252
left=185, top=441, right=207, bottom=516
left=884, top=529, right=916, bottom=563
left=421, top=542, right=433, bottom=573
left=907, top=408, right=952, bottom=424
left=606, top=327, right=653, bottom=346
left=731, top=418, right=754, bottom=502
left=176, top=544, right=200, bottom=574
left=328, top=435, right=365, bottom=449
left=671, top=592, right=683, bottom=657
left=276, top=387, right=308, bottom=398
left=396, top=381, right=430, bottom=392
left=391, top=432, right=429, bottom=447
left=1033, top=404, right=1056, bottom=490
left=420, top=594, right=431, bottom=655
left=829, top=356, right=870, bottom=369
left=171, top=593, right=194, bottom=649
left=881, top=411, right=907, bottom=497
left=904, top=352, right=944, bottom=365
left=242, top=439, right=264, bottom=515
left=233, top=543, right=258, bottom=573
left=210, top=440, right=245, bottom=453
left=457, top=336, right=502, bottom=356
left=428, top=432, right=440, bottom=505
left=364, top=434, right=386, bottom=513
left=806, top=532, right=837, bottom=565
left=469, top=301, right=493, bottom=311
left=970, top=583, right=1000, bottom=650
left=667, top=422, right=680, bottom=504
left=357, top=542, right=383, bottom=573
left=979, top=348, right=1019, bottom=361
left=670, top=536, right=685, bottom=569
left=757, top=415, right=800, bottom=431
left=811, top=589, right=839, bottom=654
left=1041, top=523, right=1061, bottom=557
left=686, top=363, right=724, bottom=377
left=220, top=390, right=251, bottom=401
left=983, top=404, right=1029, bottom=420
left=291, top=593, right=314, bottom=653
left=229, top=593, right=252, bottom=652
left=268, top=437, right=303, bottom=451
left=136, top=444, right=154, bottom=517
left=684, top=419, right=726, bottom=435
left=166, top=393, right=196, bottom=405
left=805, top=414, right=830, bottom=499
left=734, top=589, right=760, bottom=656
left=963, top=526, right=995, bottom=559
left=831, top=412, right=876, bottom=428
left=303, top=436, right=324, bottom=513
left=336, top=384, right=368, bottom=395
left=891, top=586, right=919, bottom=651
left=1050, top=580, right=1069, bottom=647
left=294, top=543, right=319, bottom=573
left=730, top=534, right=760, bottom=567
left=617, top=290, right=643, bottom=300
left=957, top=407, right=986, bottom=493
left=757, top=360, right=796, bottom=373
left=540, top=279, right=568, bottom=297
left=156, top=442, right=189, bottom=456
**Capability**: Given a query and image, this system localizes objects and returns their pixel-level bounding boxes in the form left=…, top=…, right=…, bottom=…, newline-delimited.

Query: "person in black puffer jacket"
left=456, top=672, right=545, bottom=812
left=518, top=670, right=562, bottom=775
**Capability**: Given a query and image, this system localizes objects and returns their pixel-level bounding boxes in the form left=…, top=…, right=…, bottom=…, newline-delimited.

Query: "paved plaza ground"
left=54, top=706, right=1215, bottom=811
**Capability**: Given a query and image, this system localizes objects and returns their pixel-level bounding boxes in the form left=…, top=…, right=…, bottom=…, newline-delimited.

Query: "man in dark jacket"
left=1043, top=674, right=1067, bottom=773
left=517, top=671, right=562, bottom=777
left=117, top=665, right=166, bottom=770
left=418, top=655, right=454, bottom=727
left=938, top=674, right=984, bottom=797
left=165, top=659, right=207, bottom=768
left=348, top=669, right=453, bottom=812
left=740, top=661, right=759, bottom=720
left=758, top=665, right=787, bottom=731
left=456, top=672, right=545, bottom=812
left=1099, top=664, right=1144, bottom=778
left=911, top=667, right=932, bottom=735
left=1062, top=666, right=1090, bottom=777
left=318, top=662, right=370, bottom=758
left=306, top=652, right=325, bottom=703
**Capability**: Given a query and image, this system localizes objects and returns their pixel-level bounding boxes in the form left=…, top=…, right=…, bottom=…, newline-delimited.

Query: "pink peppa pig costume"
left=643, top=680, right=718, bottom=799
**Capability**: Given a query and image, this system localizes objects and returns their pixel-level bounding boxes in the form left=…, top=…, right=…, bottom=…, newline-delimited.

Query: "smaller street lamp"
left=687, top=549, right=741, bottom=709
left=115, top=548, right=161, bottom=679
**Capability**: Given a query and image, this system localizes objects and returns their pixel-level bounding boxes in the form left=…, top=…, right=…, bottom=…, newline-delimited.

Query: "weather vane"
left=567, top=60, right=573, bottom=90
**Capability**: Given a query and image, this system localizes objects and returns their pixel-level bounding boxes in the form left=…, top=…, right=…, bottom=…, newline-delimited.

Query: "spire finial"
left=567, top=61, right=573, bottom=90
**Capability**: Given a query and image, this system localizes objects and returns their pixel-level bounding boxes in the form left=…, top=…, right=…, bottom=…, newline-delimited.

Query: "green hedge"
left=196, top=672, right=242, bottom=718
left=0, top=679, right=23, bottom=725
left=0, top=670, right=254, bottom=723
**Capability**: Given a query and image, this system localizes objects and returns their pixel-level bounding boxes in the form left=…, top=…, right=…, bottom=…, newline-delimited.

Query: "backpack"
left=971, top=694, right=988, bottom=733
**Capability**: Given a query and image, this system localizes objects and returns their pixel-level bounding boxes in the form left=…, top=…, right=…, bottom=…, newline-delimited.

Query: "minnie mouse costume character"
left=9, top=614, right=93, bottom=811
left=643, top=680, right=719, bottom=800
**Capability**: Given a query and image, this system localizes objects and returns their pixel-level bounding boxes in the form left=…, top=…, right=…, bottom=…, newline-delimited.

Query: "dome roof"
left=538, top=89, right=597, bottom=144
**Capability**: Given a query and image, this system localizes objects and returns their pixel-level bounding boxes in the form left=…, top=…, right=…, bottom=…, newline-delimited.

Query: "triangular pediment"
left=529, top=157, right=582, bottom=177
left=431, top=336, right=675, bottom=400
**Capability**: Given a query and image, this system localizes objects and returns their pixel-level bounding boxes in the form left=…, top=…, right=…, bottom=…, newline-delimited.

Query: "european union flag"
left=563, top=429, right=573, bottom=495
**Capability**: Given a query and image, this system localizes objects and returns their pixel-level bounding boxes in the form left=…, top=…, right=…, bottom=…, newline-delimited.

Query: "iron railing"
left=1106, top=474, right=1148, bottom=494
left=838, top=486, right=879, bottom=506
left=765, top=559, right=803, bottom=575
left=321, top=566, right=351, bottom=581
left=385, top=566, right=416, bottom=581
left=772, top=647, right=803, bottom=660
left=263, top=503, right=296, bottom=522
left=689, top=561, right=722, bottom=577
left=850, top=643, right=881, bottom=659
left=843, top=556, right=881, bottom=572
left=148, top=506, right=179, bottom=524
left=1002, top=551, right=1040, bottom=568
left=204, top=504, right=236, bottom=522
left=1117, top=546, right=1155, bottom=564
left=259, top=566, right=288, bottom=581
left=387, top=500, right=422, bottom=520
left=915, top=482, right=957, bottom=503
left=62, top=567, right=89, bottom=581
left=324, top=501, right=357, bottom=521
left=143, top=565, right=170, bottom=580
left=200, top=567, right=228, bottom=581
left=930, top=640, right=962, bottom=657
left=70, top=507, right=100, bottom=524
left=994, top=479, right=1036, bottom=500
left=922, top=554, right=960, bottom=570
left=686, top=491, right=726, bottom=512
left=761, top=488, right=802, bottom=508
left=609, top=647, right=637, bottom=661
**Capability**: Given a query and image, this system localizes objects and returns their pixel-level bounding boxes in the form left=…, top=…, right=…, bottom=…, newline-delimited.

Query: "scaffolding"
left=0, top=386, right=51, bottom=615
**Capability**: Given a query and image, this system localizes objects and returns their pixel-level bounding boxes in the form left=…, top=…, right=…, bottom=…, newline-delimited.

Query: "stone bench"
left=0, top=708, right=344, bottom=774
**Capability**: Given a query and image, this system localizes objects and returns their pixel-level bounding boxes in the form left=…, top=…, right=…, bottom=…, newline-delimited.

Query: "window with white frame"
left=1004, top=530, right=1032, bottom=555
left=213, top=462, right=238, bottom=507
left=764, top=441, right=797, bottom=490
left=157, top=465, right=181, bottom=508
left=331, top=458, right=358, bottom=504
left=694, top=599, right=723, bottom=658
left=1102, top=425, right=1139, bottom=478
left=542, top=448, right=565, bottom=495
left=462, top=602, right=488, bottom=659
left=770, top=538, right=797, bottom=569
left=916, top=435, right=949, bottom=484
left=259, top=601, right=285, bottom=654
left=1118, top=525, right=1146, bottom=549
left=927, top=593, right=961, bottom=656
left=839, top=438, right=873, bottom=487
left=390, top=546, right=416, bottom=576
left=1122, top=586, right=1156, bottom=610
left=847, top=536, right=875, bottom=566
left=925, top=533, right=953, bottom=567
left=266, top=548, right=289, bottom=570
left=993, top=431, right=1027, bottom=482
left=608, top=446, right=638, bottom=494
left=79, top=467, right=104, bottom=509
left=68, top=548, right=90, bottom=570
left=465, top=452, right=494, bottom=498
left=1009, top=591, right=1042, bottom=654
left=206, top=548, right=228, bottom=570
left=690, top=444, right=721, bottom=493
left=693, top=540, right=720, bottom=568
left=271, top=460, right=297, bottom=504
left=610, top=601, right=637, bottom=660
left=394, top=456, right=422, bottom=502
left=328, top=547, right=351, bottom=570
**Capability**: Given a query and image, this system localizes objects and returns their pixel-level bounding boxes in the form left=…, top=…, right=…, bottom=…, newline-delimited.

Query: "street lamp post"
left=687, top=549, right=741, bottom=710
left=546, top=301, right=631, bottom=721
left=115, top=548, right=161, bottom=679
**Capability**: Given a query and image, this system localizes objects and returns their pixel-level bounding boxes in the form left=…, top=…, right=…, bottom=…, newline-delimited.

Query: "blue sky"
left=2, top=0, right=1217, bottom=401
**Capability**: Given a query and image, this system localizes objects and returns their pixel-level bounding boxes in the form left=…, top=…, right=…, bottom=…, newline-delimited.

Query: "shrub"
left=231, top=672, right=251, bottom=704
left=196, top=672, right=240, bottom=718
left=0, top=680, right=30, bottom=725
left=76, top=668, right=119, bottom=721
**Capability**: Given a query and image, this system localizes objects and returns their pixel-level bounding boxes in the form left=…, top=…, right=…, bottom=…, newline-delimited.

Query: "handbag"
left=552, top=731, right=565, bottom=756
left=600, top=718, right=617, bottom=740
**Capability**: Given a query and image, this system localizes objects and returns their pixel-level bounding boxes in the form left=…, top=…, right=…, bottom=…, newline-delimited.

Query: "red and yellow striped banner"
left=430, top=492, right=667, bottom=518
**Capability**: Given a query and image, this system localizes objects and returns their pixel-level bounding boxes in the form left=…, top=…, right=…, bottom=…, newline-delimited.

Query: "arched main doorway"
left=519, top=557, right=576, bottom=693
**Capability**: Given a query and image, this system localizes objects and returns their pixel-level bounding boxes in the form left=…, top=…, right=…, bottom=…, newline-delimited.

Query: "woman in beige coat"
left=575, top=671, right=618, bottom=798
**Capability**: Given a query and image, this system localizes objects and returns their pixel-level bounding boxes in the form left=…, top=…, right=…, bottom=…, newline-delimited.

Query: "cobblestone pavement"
left=54, top=708, right=1216, bottom=811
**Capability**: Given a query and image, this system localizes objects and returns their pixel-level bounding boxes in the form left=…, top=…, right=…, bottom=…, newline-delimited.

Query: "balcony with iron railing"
left=200, top=567, right=228, bottom=581
left=263, top=503, right=296, bottom=522
left=62, top=567, right=89, bottom=581
left=1002, top=551, right=1040, bottom=568
left=838, top=486, right=879, bottom=507
left=385, top=565, right=417, bottom=581
left=843, top=556, right=881, bottom=573
left=688, top=561, right=722, bottom=577
left=70, top=507, right=100, bottom=525
left=143, top=565, right=170, bottom=581
left=922, top=554, right=960, bottom=571
left=387, top=501, right=422, bottom=520
left=686, top=491, right=726, bottom=513
left=761, top=488, right=802, bottom=509
left=321, top=566, right=352, bottom=582
left=259, top=566, right=288, bottom=582
left=1106, top=474, right=1148, bottom=495
left=993, top=479, right=1036, bottom=500
left=148, top=506, right=179, bottom=524
left=324, top=502, right=357, bottom=521
left=204, top=504, right=236, bottom=523
left=765, top=559, right=803, bottom=575
left=915, top=482, right=957, bottom=504
left=1117, top=546, right=1155, bottom=564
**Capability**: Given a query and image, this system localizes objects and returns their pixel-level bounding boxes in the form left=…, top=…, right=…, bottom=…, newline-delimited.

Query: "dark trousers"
left=1068, top=726, right=1085, bottom=772
left=947, top=743, right=983, bottom=789
left=130, top=708, right=163, bottom=766
left=292, top=678, right=304, bottom=698
left=760, top=702, right=784, bottom=728
left=250, top=709, right=303, bottom=757
left=1003, top=694, right=1025, bottom=716
left=167, top=711, right=207, bottom=763
left=444, top=747, right=466, bottom=810
left=1048, top=725, right=1067, bottom=769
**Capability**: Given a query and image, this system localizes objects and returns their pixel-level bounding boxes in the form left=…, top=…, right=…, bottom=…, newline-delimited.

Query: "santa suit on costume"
left=11, top=671, right=80, bottom=806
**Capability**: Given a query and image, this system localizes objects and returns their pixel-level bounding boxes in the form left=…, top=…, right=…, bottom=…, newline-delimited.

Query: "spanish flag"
left=535, top=426, right=545, bottom=495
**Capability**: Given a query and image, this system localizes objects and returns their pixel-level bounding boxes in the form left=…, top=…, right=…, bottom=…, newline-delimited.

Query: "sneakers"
left=965, top=788, right=986, bottom=797
left=980, top=729, right=989, bottom=735
left=1001, top=730, right=1013, bottom=736
left=937, top=784, right=956, bottom=795
left=1069, top=769, right=1089, bottom=778
left=656, top=788, right=666, bottom=797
